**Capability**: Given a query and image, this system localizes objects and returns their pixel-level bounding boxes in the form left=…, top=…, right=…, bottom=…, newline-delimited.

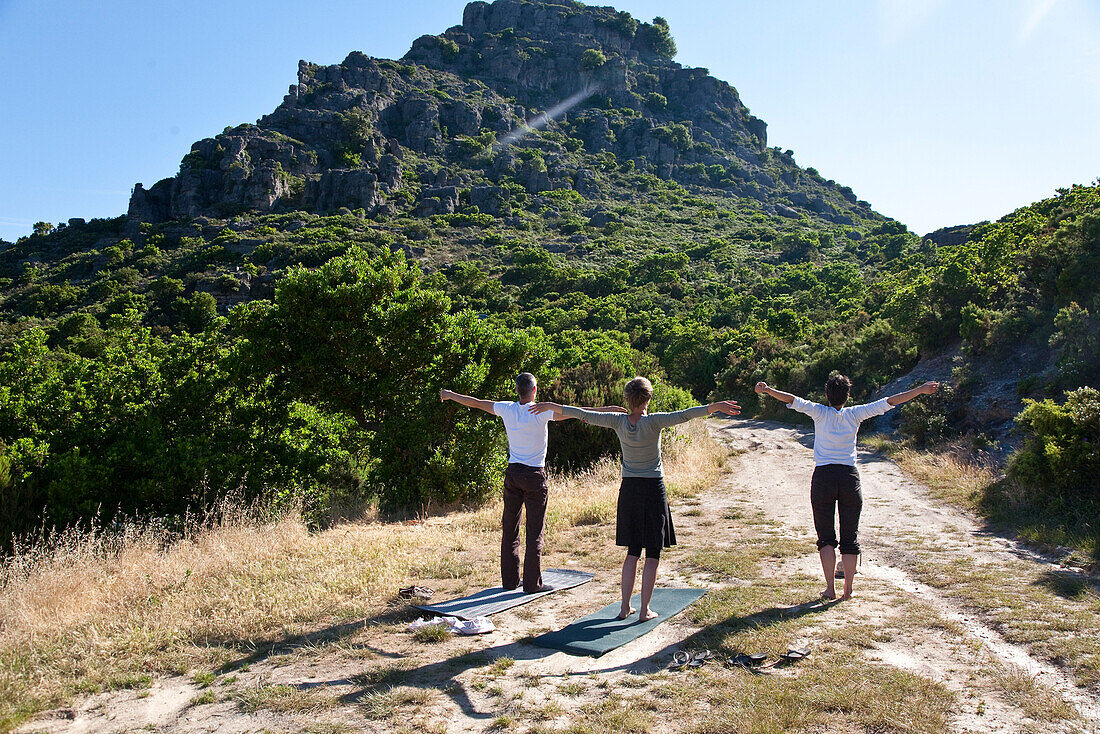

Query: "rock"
left=416, top=185, right=460, bottom=215
left=787, top=192, right=811, bottom=208
left=754, top=170, right=776, bottom=188
left=574, top=169, right=600, bottom=197
left=587, top=210, right=614, bottom=227
left=119, top=0, right=867, bottom=230
left=470, top=185, right=508, bottom=215
left=775, top=204, right=799, bottom=218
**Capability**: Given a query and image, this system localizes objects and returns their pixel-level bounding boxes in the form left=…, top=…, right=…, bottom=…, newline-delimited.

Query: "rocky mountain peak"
left=127, top=0, right=872, bottom=229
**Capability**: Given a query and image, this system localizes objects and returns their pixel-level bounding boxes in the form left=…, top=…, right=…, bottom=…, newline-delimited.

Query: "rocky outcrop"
left=126, top=0, right=875, bottom=228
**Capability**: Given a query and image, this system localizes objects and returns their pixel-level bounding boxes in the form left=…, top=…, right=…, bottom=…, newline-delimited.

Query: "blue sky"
left=1, top=0, right=1097, bottom=240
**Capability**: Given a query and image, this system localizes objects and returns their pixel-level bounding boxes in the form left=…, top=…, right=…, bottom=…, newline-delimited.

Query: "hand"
left=609, top=405, right=628, bottom=413
left=528, top=402, right=559, bottom=415
left=708, top=400, right=741, bottom=417
left=440, top=389, right=451, bottom=402
left=754, top=382, right=768, bottom=394
left=922, top=381, right=940, bottom=394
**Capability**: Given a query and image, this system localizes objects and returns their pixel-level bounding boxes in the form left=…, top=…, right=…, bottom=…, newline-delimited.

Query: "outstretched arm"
left=648, top=400, right=741, bottom=429
left=529, top=401, right=564, bottom=418
left=440, top=388, right=497, bottom=416
left=706, top=401, right=741, bottom=417
left=532, top=402, right=624, bottom=428
left=886, top=381, right=939, bottom=406
left=552, top=405, right=628, bottom=421
left=755, top=382, right=796, bottom=405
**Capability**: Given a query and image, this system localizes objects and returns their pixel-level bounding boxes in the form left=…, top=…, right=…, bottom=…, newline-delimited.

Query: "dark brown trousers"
left=501, top=463, right=549, bottom=592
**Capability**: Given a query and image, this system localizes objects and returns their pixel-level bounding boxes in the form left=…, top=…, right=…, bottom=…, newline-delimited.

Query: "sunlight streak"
left=496, top=84, right=599, bottom=149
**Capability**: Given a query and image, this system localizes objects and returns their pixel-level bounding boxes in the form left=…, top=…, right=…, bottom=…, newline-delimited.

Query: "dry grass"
left=888, top=440, right=998, bottom=510
left=0, top=421, right=726, bottom=731
left=236, top=683, right=339, bottom=715
left=988, top=660, right=1082, bottom=723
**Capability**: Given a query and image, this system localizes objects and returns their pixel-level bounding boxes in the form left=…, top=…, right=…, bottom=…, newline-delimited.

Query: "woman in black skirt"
left=531, top=378, right=740, bottom=621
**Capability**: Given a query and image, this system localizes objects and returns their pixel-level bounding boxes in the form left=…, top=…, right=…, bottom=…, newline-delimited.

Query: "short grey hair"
left=516, top=372, right=537, bottom=399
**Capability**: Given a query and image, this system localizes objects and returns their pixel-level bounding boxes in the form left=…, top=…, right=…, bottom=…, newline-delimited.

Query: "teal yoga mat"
left=533, top=587, right=707, bottom=657
left=415, top=569, right=594, bottom=620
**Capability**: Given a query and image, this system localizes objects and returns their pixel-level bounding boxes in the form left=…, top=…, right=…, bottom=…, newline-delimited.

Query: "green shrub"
left=644, top=92, right=667, bottom=111
left=437, top=36, right=460, bottom=61
left=234, top=247, right=544, bottom=509
left=652, top=123, right=692, bottom=152
left=1009, top=387, right=1100, bottom=506
left=641, top=17, right=677, bottom=60
left=580, top=49, right=607, bottom=70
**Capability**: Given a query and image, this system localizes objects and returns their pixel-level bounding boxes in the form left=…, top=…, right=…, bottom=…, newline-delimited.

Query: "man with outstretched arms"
left=441, top=373, right=623, bottom=593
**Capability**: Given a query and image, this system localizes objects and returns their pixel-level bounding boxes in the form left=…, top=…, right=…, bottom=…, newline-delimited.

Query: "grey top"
left=560, top=405, right=710, bottom=477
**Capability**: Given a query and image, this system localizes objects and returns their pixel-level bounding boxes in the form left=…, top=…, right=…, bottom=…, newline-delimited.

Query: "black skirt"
left=615, top=476, right=676, bottom=549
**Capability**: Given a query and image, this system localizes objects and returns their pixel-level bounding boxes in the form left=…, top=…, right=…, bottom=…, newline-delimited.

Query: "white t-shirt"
left=493, top=401, right=554, bottom=467
left=787, top=396, right=895, bottom=466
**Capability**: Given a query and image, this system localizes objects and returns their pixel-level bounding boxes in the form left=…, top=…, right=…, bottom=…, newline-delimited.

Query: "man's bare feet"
left=638, top=609, right=659, bottom=622
left=820, top=588, right=836, bottom=600
left=839, top=592, right=853, bottom=601
left=616, top=606, right=636, bottom=620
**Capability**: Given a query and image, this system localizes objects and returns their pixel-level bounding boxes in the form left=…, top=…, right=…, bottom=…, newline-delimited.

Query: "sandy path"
left=716, top=419, right=1100, bottom=729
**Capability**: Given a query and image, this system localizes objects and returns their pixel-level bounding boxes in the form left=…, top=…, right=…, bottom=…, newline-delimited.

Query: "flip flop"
left=778, top=647, right=810, bottom=663
left=689, top=649, right=715, bottom=668
left=727, top=652, right=767, bottom=670
left=668, top=650, right=692, bottom=671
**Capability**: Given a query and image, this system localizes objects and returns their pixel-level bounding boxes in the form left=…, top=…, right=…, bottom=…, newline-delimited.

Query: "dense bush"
left=580, top=49, right=606, bottom=70
left=0, top=319, right=357, bottom=549
left=234, top=247, right=543, bottom=509
left=640, top=17, right=677, bottom=60
left=1009, top=387, right=1100, bottom=507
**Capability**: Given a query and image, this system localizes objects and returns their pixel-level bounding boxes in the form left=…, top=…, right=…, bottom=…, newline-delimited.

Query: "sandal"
left=727, top=652, right=767, bottom=670
left=399, top=585, right=434, bottom=600
left=668, top=650, right=692, bottom=671
left=689, top=649, right=715, bottom=668
left=778, top=647, right=810, bottom=663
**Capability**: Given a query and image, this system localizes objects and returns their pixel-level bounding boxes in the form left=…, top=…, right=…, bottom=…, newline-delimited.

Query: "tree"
left=581, top=48, right=607, bottom=71
left=234, top=247, right=544, bottom=507
left=642, top=17, right=677, bottom=60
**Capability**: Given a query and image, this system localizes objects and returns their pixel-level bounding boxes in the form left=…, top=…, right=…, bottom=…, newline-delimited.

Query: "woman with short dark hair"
left=756, top=375, right=939, bottom=599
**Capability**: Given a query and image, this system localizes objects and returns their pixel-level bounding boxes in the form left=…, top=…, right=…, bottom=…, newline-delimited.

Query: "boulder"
left=470, top=185, right=508, bottom=215
left=416, top=185, right=460, bottom=215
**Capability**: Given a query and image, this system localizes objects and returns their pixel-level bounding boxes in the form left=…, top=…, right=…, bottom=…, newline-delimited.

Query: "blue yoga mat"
left=533, top=587, right=707, bottom=657
left=415, top=568, right=594, bottom=620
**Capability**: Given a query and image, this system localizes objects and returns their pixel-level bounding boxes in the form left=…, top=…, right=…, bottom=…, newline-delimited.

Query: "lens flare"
left=496, top=84, right=600, bottom=149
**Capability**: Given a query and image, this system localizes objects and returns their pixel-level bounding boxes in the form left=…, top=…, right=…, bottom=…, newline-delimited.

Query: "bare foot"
left=820, top=589, right=836, bottom=600
left=839, top=592, right=853, bottom=601
left=638, top=609, right=658, bottom=622
left=616, top=607, right=636, bottom=620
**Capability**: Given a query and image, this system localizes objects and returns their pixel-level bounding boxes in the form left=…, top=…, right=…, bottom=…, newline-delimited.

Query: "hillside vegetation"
left=0, top=0, right=1096, bottom=551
